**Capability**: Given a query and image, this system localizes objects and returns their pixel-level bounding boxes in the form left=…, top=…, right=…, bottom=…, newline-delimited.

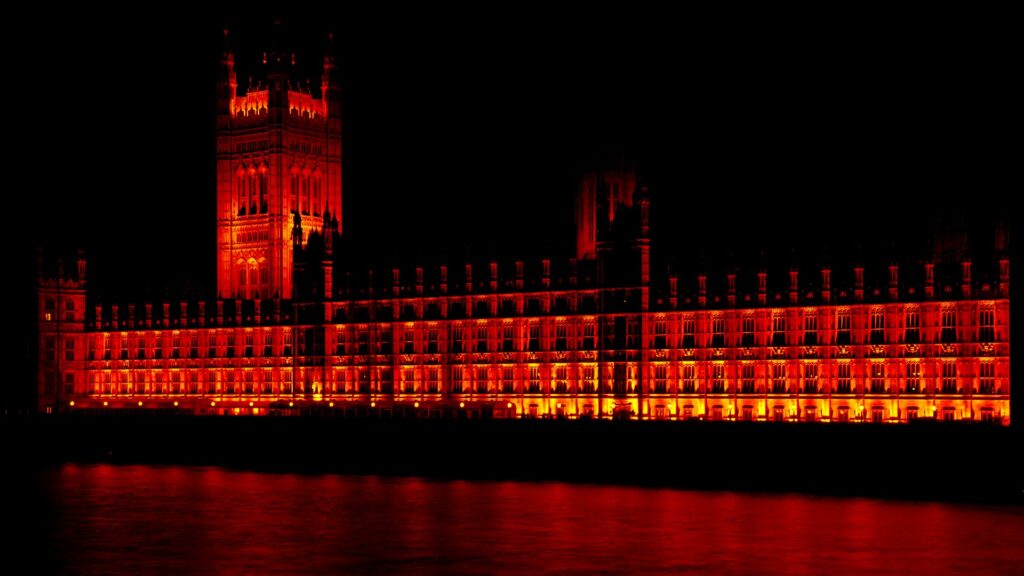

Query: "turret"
left=216, top=29, right=237, bottom=117
left=75, top=249, right=87, bottom=285
left=821, top=267, right=831, bottom=303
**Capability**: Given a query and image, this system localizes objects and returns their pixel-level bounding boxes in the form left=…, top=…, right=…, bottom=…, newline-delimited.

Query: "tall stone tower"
left=216, top=30, right=342, bottom=300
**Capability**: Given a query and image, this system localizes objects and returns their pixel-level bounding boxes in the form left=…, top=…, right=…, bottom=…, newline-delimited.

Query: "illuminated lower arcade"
left=35, top=38, right=1010, bottom=424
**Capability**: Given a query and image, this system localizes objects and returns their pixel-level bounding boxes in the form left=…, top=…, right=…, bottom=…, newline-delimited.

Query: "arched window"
left=289, top=164, right=300, bottom=214
left=259, top=260, right=269, bottom=292
left=312, top=169, right=322, bottom=216
left=259, top=164, right=269, bottom=213
left=247, top=166, right=258, bottom=215
left=248, top=259, right=259, bottom=299
left=236, top=166, right=247, bottom=215
left=301, top=167, right=311, bottom=215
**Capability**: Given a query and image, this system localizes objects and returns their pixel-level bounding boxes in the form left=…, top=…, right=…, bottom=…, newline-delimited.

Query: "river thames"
left=20, top=463, right=1024, bottom=574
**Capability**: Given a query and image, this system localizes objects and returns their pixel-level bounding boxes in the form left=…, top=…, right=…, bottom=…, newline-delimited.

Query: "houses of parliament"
left=35, top=36, right=1011, bottom=425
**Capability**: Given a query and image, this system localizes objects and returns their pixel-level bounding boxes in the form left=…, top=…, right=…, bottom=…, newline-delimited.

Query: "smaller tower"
left=36, top=249, right=88, bottom=413
left=322, top=207, right=338, bottom=298
left=291, top=213, right=305, bottom=298
left=575, top=169, right=638, bottom=261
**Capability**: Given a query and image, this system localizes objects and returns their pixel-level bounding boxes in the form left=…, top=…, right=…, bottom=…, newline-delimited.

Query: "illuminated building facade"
left=36, top=42, right=1012, bottom=424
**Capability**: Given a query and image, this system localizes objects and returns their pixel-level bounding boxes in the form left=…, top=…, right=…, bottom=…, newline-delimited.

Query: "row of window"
left=72, top=315, right=1002, bottom=362
left=84, top=332, right=294, bottom=360
left=655, top=307, right=996, bottom=347
left=42, top=298, right=77, bottom=322
left=233, top=167, right=325, bottom=217
left=336, top=295, right=602, bottom=322
left=691, top=405, right=996, bottom=423
left=327, top=294, right=996, bottom=323
left=237, top=260, right=270, bottom=301
left=235, top=168, right=268, bottom=215
left=80, top=360, right=1000, bottom=397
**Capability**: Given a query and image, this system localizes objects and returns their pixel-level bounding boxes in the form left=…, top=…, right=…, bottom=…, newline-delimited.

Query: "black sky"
left=16, top=9, right=1010, bottom=297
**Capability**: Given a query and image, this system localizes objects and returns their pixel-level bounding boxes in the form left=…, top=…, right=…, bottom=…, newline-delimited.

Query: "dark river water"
left=25, top=464, right=1024, bottom=574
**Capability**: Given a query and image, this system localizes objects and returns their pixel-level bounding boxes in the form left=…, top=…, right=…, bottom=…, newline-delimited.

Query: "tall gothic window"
left=803, top=314, right=817, bottom=346
left=301, top=170, right=310, bottom=215
left=836, top=310, right=851, bottom=345
left=259, top=166, right=268, bottom=213
left=290, top=170, right=299, bottom=213
left=312, top=172, right=322, bottom=216
left=870, top=309, right=885, bottom=345
left=904, top=308, right=920, bottom=343
left=978, top=307, right=994, bottom=342
left=941, top=308, right=957, bottom=343
left=237, top=168, right=247, bottom=215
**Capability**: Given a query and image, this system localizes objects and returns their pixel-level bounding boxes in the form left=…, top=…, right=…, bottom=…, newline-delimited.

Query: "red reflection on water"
left=44, top=464, right=1024, bottom=575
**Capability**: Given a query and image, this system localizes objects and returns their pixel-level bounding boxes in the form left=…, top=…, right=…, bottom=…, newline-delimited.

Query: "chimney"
left=465, top=263, right=473, bottom=293
left=416, top=266, right=424, bottom=296
left=821, top=268, right=831, bottom=303
left=888, top=264, right=899, bottom=300
left=698, top=274, right=707, bottom=308
left=961, top=260, right=972, bottom=299
left=788, top=269, right=799, bottom=304
left=999, top=258, right=1009, bottom=297
left=757, top=271, right=767, bottom=305
left=145, top=302, right=153, bottom=328
left=76, top=250, right=87, bottom=284
left=925, top=262, right=935, bottom=299
left=489, top=261, right=498, bottom=291
left=727, top=273, right=737, bottom=307
left=669, top=275, right=678, bottom=309
left=392, top=267, right=400, bottom=297
left=542, top=259, right=551, bottom=289
left=854, top=266, right=864, bottom=302
left=515, top=260, right=524, bottom=291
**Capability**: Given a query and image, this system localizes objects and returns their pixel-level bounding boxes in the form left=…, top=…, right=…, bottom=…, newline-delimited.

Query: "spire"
left=324, top=31, right=336, bottom=68
left=322, top=31, right=342, bottom=119
left=323, top=210, right=335, bottom=255
left=271, top=18, right=283, bottom=53
left=220, top=28, right=235, bottom=79
left=217, top=29, right=237, bottom=114
left=222, top=28, right=233, bottom=62
left=292, top=212, right=303, bottom=248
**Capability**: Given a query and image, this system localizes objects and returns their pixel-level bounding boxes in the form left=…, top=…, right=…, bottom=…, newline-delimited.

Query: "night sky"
left=18, top=10, right=1009, bottom=297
